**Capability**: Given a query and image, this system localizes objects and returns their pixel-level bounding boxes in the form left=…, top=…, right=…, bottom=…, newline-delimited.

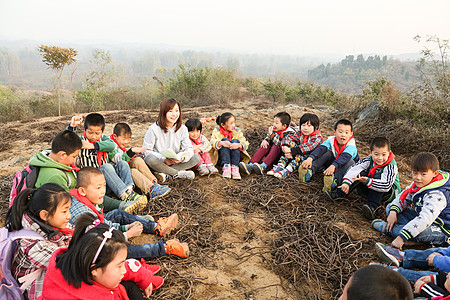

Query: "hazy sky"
left=1, top=0, right=449, bottom=56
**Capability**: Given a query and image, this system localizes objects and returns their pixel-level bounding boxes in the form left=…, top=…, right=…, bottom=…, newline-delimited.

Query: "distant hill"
left=307, top=54, right=421, bottom=93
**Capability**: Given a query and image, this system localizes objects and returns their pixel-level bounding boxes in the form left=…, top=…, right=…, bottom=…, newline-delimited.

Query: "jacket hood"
left=29, top=150, right=71, bottom=170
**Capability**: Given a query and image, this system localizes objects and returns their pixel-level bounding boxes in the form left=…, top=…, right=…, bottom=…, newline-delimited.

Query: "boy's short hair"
left=185, top=118, right=202, bottom=132
left=84, top=113, right=105, bottom=131
left=299, top=113, right=320, bottom=130
left=274, top=112, right=291, bottom=126
left=334, top=119, right=353, bottom=131
left=347, top=265, right=413, bottom=300
left=52, top=130, right=82, bottom=155
left=76, top=167, right=103, bottom=189
left=370, top=137, right=391, bottom=151
left=411, top=152, right=440, bottom=172
left=113, top=123, right=132, bottom=136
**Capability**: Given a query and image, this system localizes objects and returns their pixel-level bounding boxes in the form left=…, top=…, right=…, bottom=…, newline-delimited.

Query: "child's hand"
left=302, top=157, right=313, bottom=169
left=261, top=140, right=269, bottom=149
left=281, top=146, right=290, bottom=153
left=82, top=140, right=95, bottom=149
left=127, top=221, right=143, bottom=238
left=219, top=140, right=232, bottom=148
left=338, top=184, right=350, bottom=194
left=230, top=142, right=241, bottom=150
left=427, top=252, right=442, bottom=266
left=194, top=148, right=201, bottom=154
left=131, top=147, right=146, bottom=153
left=414, top=277, right=429, bottom=294
left=353, top=175, right=368, bottom=183
left=164, top=158, right=179, bottom=165
left=144, top=283, right=154, bottom=297
left=386, top=211, right=397, bottom=232
left=70, top=115, right=83, bottom=127
left=285, top=153, right=293, bottom=159
left=268, top=126, right=274, bottom=135
left=323, top=165, right=336, bottom=176
left=391, top=236, right=404, bottom=249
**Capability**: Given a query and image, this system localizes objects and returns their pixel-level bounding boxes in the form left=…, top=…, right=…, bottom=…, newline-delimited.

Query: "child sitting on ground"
left=69, top=167, right=189, bottom=259
left=372, top=152, right=450, bottom=249
left=210, top=112, right=250, bottom=180
left=68, top=114, right=147, bottom=212
left=339, top=265, right=413, bottom=300
left=268, top=113, right=323, bottom=178
left=6, top=183, right=73, bottom=300
left=414, top=271, right=450, bottom=299
left=239, top=112, right=297, bottom=175
left=39, top=214, right=164, bottom=299
left=300, top=119, right=359, bottom=191
left=326, top=137, right=401, bottom=220
left=110, top=122, right=171, bottom=199
left=185, top=118, right=218, bottom=176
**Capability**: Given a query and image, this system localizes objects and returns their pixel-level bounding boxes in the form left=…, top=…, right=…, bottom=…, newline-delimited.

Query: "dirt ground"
left=0, top=97, right=416, bottom=299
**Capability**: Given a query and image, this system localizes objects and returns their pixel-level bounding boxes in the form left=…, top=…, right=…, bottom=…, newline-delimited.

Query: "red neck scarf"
left=190, top=135, right=203, bottom=145
left=368, top=152, right=395, bottom=178
left=51, top=226, right=74, bottom=236
left=69, top=189, right=105, bottom=223
left=67, top=164, right=80, bottom=172
left=398, top=172, right=443, bottom=208
left=302, top=129, right=319, bottom=144
left=83, top=132, right=108, bottom=166
left=274, top=127, right=289, bottom=139
left=333, top=136, right=353, bottom=159
left=219, top=126, right=234, bottom=141
left=110, top=134, right=127, bottom=152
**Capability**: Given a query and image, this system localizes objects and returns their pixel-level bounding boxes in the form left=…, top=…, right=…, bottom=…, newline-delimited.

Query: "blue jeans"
left=218, top=138, right=241, bottom=166
left=310, top=150, right=355, bottom=185
left=394, top=247, right=446, bottom=281
left=386, top=204, right=450, bottom=246
left=105, top=209, right=166, bottom=259
left=99, top=161, right=134, bottom=198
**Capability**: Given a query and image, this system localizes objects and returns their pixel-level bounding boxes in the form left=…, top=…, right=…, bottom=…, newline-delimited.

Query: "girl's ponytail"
left=216, top=112, right=234, bottom=127
left=5, top=188, right=34, bottom=231
left=215, top=115, right=221, bottom=126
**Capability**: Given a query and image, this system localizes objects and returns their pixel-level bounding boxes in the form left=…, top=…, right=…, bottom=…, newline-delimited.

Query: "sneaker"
left=375, top=242, right=403, bottom=267
left=362, top=204, right=376, bottom=220
left=206, top=164, right=219, bottom=174
left=174, top=170, right=195, bottom=180
left=139, top=258, right=161, bottom=274
left=324, top=190, right=347, bottom=201
left=252, top=163, right=266, bottom=175
left=154, top=213, right=178, bottom=237
left=239, top=162, right=253, bottom=175
left=231, top=165, right=241, bottom=180
left=369, top=262, right=398, bottom=271
left=120, top=193, right=148, bottom=213
left=299, top=167, right=313, bottom=182
left=222, top=164, right=231, bottom=178
left=323, top=174, right=337, bottom=192
left=197, top=164, right=209, bottom=176
left=274, top=169, right=290, bottom=179
left=267, top=165, right=284, bottom=176
left=165, top=238, right=189, bottom=258
left=371, top=219, right=389, bottom=234
left=149, top=183, right=171, bottom=200
left=154, top=172, right=166, bottom=183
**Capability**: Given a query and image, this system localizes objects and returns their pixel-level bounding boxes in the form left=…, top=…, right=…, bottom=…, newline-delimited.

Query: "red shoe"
left=140, top=258, right=161, bottom=274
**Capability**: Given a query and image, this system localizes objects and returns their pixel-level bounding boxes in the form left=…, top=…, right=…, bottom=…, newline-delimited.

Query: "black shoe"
left=324, top=190, right=347, bottom=201
left=362, top=204, right=376, bottom=220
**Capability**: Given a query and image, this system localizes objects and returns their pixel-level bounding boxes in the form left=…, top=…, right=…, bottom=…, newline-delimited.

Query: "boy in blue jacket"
left=300, top=119, right=359, bottom=191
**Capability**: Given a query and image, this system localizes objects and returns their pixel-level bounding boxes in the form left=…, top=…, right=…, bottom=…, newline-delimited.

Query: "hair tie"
left=85, top=219, right=101, bottom=233
left=92, top=227, right=114, bottom=265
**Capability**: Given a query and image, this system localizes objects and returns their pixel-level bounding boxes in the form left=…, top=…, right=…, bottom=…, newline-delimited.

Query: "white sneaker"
left=175, top=170, right=195, bottom=180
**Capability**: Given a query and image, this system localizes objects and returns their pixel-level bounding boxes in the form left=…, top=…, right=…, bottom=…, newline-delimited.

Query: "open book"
left=161, top=149, right=190, bottom=161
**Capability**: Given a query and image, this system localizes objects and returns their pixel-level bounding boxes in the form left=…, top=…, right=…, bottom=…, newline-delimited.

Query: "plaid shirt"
left=281, top=130, right=324, bottom=156
left=69, top=195, right=121, bottom=230
left=12, top=214, right=72, bottom=300
left=263, top=123, right=298, bottom=146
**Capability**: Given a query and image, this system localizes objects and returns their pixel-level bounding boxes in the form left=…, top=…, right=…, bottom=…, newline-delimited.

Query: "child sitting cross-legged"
left=39, top=213, right=165, bottom=299
left=68, top=113, right=147, bottom=212
left=268, top=113, right=323, bottom=178
left=326, top=137, right=401, bottom=220
left=185, top=118, right=219, bottom=176
left=300, top=119, right=359, bottom=191
left=109, top=122, right=171, bottom=199
left=239, top=112, right=297, bottom=176
left=6, top=183, right=73, bottom=300
left=69, top=167, right=189, bottom=259
left=372, top=152, right=450, bottom=249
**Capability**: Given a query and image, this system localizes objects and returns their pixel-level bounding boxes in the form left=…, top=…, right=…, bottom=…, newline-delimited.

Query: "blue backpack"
left=0, top=227, right=44, bottom=300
